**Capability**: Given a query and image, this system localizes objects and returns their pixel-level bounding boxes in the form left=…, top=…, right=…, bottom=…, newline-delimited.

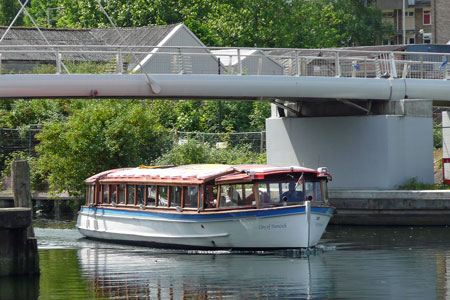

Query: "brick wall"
left=434, top=0, right=450, bottom=44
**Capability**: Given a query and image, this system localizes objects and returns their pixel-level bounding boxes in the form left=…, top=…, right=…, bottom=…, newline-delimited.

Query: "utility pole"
left=402, top=0, right=406, bottom=44
left=47, top=6, right=66, bottom=28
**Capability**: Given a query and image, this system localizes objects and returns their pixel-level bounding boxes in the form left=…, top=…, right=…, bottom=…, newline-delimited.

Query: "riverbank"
left=2, top=190, right=450, bottom=225
left=0, top=191, right=82, bottom=219
left=329, top=190, right=450, bottom=225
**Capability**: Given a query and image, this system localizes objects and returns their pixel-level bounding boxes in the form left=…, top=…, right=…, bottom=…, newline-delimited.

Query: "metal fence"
left=0, top=44, right=449, bottom=80
left=175, top=131, right=266, bottom=153
left=0, top=128, right=266, bottom=162
left=0, top=127, right=41, bottom=156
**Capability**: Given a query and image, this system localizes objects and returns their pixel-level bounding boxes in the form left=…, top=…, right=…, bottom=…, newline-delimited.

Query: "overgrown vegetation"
left=398, top=177, right=450, bottom=190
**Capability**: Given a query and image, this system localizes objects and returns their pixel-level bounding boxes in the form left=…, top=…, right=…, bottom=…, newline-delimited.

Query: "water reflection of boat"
left=76, top=164, right=334, bottom=249
left=78, top=246, right=328, bottom=299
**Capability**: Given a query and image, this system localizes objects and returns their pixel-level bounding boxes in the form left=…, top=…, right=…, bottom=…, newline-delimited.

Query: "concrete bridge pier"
left=0, top=208, right=39, bottom=276
left=0, top=160, right=39, bottom=276
left=266, top=99, right=434, bottom=189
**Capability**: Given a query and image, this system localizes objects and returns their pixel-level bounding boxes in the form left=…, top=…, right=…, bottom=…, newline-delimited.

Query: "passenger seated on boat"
left=259, top=192, right=270, bottom=204
left=205, top=186, right=217, bottom=208
left=228, top=187, right=241, bottom=203
left=281, top=182, right=303, bottom=203
left=221, top=186, right=240, bottom=206
left=243, top=193, right=254, bottom=206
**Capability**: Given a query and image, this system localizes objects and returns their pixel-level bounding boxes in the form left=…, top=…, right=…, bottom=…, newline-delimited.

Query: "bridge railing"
left=0, top=45, right=448, bottom=80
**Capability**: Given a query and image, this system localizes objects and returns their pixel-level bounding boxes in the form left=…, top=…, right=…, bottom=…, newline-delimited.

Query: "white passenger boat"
left=76, top=164, right=334, bottom=249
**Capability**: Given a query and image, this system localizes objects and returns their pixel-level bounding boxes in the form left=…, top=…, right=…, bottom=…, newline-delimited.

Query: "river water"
left=2, top=223, right=450, bottom=299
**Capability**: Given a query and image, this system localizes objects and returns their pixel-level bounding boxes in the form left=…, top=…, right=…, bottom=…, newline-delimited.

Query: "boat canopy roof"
left=85, top=164, right=329, bottom=184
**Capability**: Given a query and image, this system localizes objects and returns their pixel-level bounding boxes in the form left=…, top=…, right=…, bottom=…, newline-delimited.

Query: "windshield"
left=258, top=179, right=326, bottom=206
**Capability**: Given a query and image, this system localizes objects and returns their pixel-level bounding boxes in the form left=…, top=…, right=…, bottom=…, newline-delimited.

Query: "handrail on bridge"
left=0, top=44, right=448, bottom=80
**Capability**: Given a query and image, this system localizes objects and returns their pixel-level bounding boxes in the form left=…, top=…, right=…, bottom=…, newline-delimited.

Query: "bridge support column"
left=266, top=99, right=434, bottom=189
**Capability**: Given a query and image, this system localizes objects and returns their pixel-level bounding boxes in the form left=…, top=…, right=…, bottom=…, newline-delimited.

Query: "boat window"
left=127, top=184, right=135, bottom=205
left=147, top=185, right=156, bottom=206
left=204, top=185, right=217, bottom=208
left=110, top=185, right=117, bottom=204
left=102, top=184, right=109, bottom=204
left=118, top=184, right=125, bottom=204
left=219, top=184, right=242, bottom=207
left=243, top=184, right=255, bottom=205
left=321, top=179, right=328, bottom=203
left=169, top=186, right=182, bottom=207
left=90, top=185, right=95, bottom=204
left=158, top=186, right=168, bottom=207
left=304, top=181, right=323, bottom=202
left=258, top=183, right=279, bottom=205
left=280, top=181, right=304, bottom=204
left=86, top=185, right=92, bottom=205
left=256, top=181, right=304, bottom=205
left=184, top=186, right=198, bottom=208
left=136, top=185, right=145, bottom=206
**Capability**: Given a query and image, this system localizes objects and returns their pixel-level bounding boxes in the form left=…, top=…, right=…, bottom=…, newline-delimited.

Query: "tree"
left=36, top=99, right=172, bottom=195
left=24, top=0, right=389, bottom=48
left=0, top=0, right=25, bottom=26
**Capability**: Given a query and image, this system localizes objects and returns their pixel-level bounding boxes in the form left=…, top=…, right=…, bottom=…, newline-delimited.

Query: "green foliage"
left=398, top=177, right=450, bottom=190
left=0, top=0, right=25, bottom=26
left=434, top=128, right=442, bottom=149
left=36, top=99, right=172, bottom=196
left=0, top=99, right=69, bottom=128
left=22, top=0, right=389, bottom=48
left=154, top=139, right=266, bottom=166
left=0, top=151, right=46, bottom=191
left=173, top=100, right=269, bottom=133
left=30, top=62, right=109, bottom=74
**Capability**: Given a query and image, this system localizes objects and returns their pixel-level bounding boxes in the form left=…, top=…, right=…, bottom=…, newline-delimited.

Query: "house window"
left=409, top=37, right=415, bottom=44
left=423, top=33, right=432, bottom=44
left=424, top=10, right=431, bottom=25
left=405, top=11, right=414, bottom=17
left=408, top=0, right=415, bottom=5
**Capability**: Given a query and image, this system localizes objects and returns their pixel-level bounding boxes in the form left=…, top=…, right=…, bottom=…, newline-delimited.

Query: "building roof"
left=0, top=24, right=181, bottom=63
left=91, top=24, right=180, bottom=47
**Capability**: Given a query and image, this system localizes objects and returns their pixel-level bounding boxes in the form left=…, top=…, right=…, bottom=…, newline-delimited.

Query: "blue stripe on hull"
left=79, top=205, right=334, bottom=222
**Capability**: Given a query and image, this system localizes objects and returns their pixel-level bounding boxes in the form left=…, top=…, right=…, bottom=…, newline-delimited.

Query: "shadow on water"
left=323, top=224, right=450, bottom=251
left=0, top=275, right=40, bottom=300
left=5, top=222, right=450, bottom=299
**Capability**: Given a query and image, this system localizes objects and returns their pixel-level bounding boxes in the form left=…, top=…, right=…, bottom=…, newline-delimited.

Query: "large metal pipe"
left=0, top=74, right=448, bottom=102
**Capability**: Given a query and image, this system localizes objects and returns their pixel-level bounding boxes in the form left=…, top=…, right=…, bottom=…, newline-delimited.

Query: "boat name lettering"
left=258, top=223, right=287, bottom=230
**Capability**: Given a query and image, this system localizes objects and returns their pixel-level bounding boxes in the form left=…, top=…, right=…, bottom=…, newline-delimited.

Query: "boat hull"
left=76, top=204, right=334, bottom=249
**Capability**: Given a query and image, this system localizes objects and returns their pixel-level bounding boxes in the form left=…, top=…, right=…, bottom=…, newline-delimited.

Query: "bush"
left=398, top=177, right=450, bottom=190
left=154, top=139, right=266, bottom=166
left=434, top=127, right=442, bottom=149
